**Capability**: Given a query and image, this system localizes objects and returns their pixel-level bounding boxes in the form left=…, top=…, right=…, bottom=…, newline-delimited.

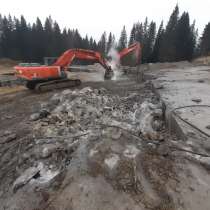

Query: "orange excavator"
left=14, top=42, right=141, bottom=91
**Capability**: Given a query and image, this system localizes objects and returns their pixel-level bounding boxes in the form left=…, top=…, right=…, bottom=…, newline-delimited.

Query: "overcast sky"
left=0, top=0, right=210, bottom=40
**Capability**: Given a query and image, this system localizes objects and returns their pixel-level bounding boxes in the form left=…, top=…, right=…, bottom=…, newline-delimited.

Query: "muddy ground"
left=0, top=65, right=210, bottom=210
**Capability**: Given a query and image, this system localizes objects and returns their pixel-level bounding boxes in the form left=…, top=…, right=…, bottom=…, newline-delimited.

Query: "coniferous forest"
left=0, top=5, right=210, bottom=64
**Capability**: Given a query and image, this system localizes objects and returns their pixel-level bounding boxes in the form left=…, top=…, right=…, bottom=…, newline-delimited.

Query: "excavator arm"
left=119, top=42, right=141, bottom=65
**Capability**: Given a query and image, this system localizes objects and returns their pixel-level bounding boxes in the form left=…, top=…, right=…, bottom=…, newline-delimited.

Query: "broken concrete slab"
left=149, top=66, right=210, bottom=142
left=134, top=101, right=164, bottom=140
left=13, top=166, right=40, bottom=192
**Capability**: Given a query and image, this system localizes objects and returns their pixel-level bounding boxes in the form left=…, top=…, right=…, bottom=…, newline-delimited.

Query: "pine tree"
left=44, top=16, right=54, bottom=56
left=53, top=21, right=62, bottom=55
left=0, top=15, right=3, bottom=57
left=129, top=24, right=136, bottom=45
left=191, top=21, right=198, bottom=57
left=159, top=5, right=179, bottom=61
left=151, top=21, right=164, bottom=62
left=106, top=32, right=113, bottom=54
left=200, top=22, right=210, bottom=56
left=73, top=29, right=83, bottom=48
left=31, top=17, right=45, bottom=62
left=143, top=21, right=156, bottom=63
left=98, top=32, right=107, bottom=55
left=118, top=26, right=127, bottom=51
left=175, top=12, right=195, bottom=61
left=135, top=22, right=143, bottom=43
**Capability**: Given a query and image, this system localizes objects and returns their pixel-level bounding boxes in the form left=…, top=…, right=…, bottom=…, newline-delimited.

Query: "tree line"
left=0, top=5, right=210, bottom=64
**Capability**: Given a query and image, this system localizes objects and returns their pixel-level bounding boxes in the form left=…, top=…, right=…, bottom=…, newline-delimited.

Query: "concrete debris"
left=13, top=166, right=40, bottom=192
left=13, top=162, right=60, bottom=193
left=1, top=83, right=172, bottom=210
left=33, top=87, right=142, bottom=138
left=104, top=153, right=120, bottom=176
left=30, top=113, right=40, bottom=121
left=123, top=145, right=140, bottom=159
left=31, top=86, right=164, bottom=146
left=40, top=144, right=61, bottom=159
left=134, top=101, right=164, bottom=140
left=30, top=109, right=49, bottom=121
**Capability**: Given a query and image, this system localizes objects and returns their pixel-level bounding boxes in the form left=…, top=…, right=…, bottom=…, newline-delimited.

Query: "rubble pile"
left=11, top=87, right=164, bottom=190
left=33, top=87, right=164, bottom=141
left=4, top=86, right=170, bottom=210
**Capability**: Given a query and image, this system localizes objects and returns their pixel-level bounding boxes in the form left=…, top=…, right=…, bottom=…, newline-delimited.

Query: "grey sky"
left=0, top=0, right=210, bottom=40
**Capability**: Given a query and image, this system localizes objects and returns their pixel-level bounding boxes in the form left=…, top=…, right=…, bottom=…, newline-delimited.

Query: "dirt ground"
left=0, top=64, right=210, bottom=210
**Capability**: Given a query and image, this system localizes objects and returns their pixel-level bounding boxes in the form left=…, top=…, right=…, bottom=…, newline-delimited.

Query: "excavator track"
left=35, top=79, right=81, bottom=92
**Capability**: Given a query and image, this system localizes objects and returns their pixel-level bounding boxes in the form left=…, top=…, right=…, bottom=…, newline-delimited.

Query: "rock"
left=206, top=125, right=210, bottom=130
left=13, top=166, right=40, bottom=192
left=123, top=145, right=140, bottom=159
left=191, top=98, right=202, bottom=103
left=157, top=144, right=170, bottom=157
left=62, top=89, right=73, bottom=95
left=40, top=144, right=60, bottom=158
left=39, top=109, right=50, bottom=118
left=98, top=88, right=107, bottom=94
left=134, top=101, right=163, bottom=140
left=30, top=113, right=41, bottom=121
left=89, top=149, right=99, bottom=158
left=152, top=119, right=163, bottom=131
left=79, top=87, right=93, bottom=94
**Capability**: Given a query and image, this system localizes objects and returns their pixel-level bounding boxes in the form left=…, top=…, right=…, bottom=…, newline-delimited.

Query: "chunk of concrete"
left=134, top=101, right=163, bottom=140
left=123, top=145, right=140, bottom=159
left=191, top=98, right=202, bottom=103
left=13, top=167, right=40, bottom=192
left=41, top=144, right=60, bottom=158
left=104, top=153, right=120, bottom=177
left=30, top=113, right=40, bottom=121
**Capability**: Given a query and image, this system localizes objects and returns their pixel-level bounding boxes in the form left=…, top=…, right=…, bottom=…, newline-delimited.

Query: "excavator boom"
left=53, top=49, right=111, bottom=71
